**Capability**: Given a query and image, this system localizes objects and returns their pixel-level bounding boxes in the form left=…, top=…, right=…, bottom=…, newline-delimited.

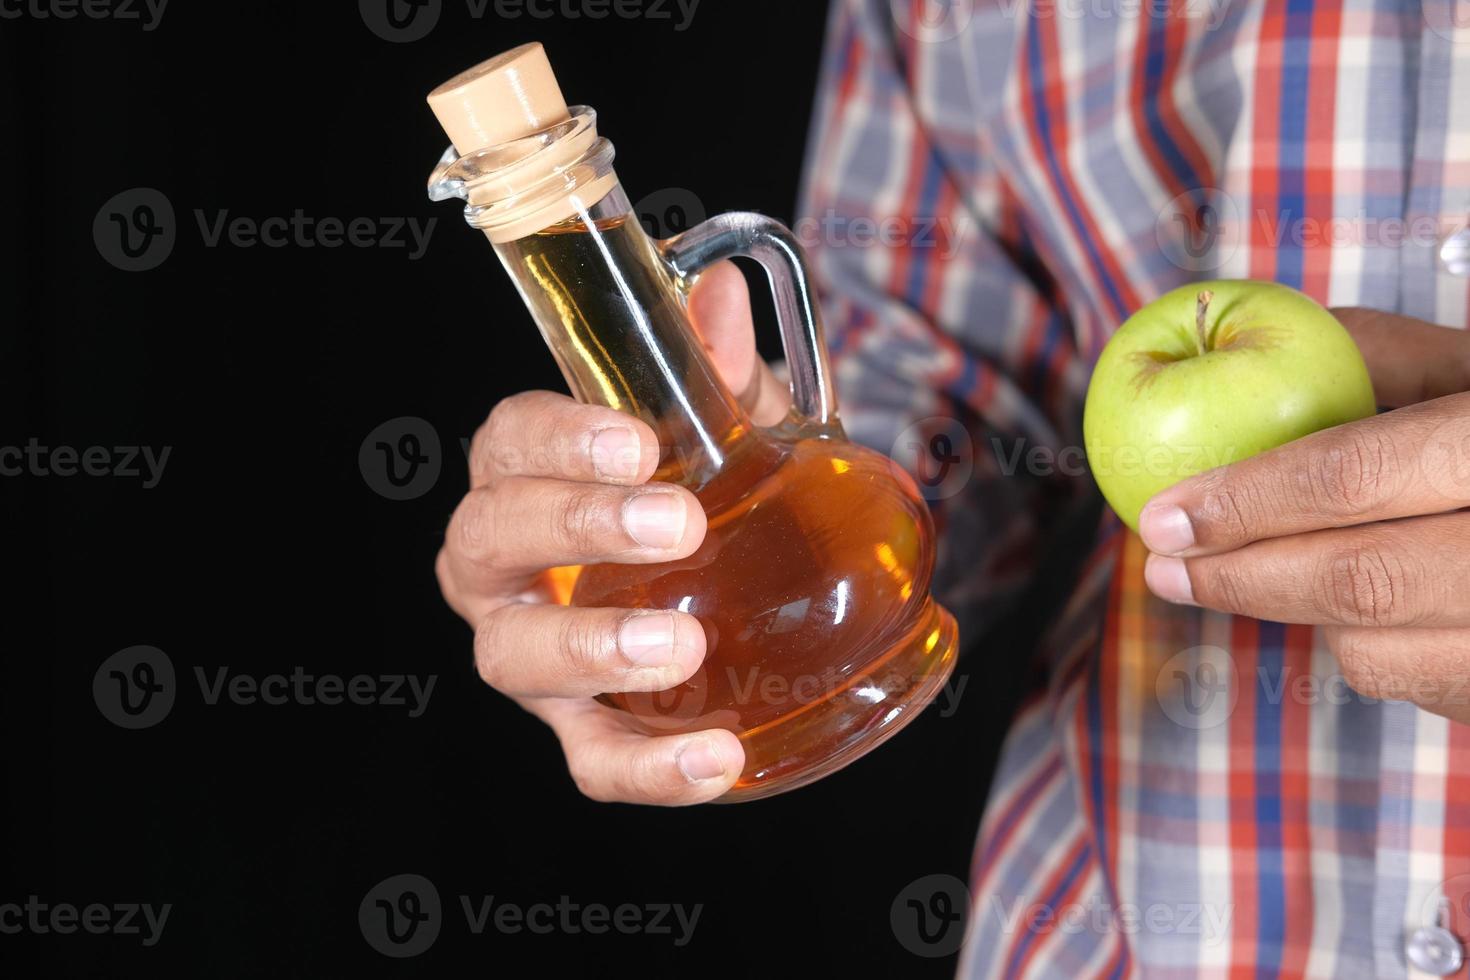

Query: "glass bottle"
left=425, top=43, right=958, bottom=801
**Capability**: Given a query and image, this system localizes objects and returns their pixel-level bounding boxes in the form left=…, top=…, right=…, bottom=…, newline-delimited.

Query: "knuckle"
left=434, top=548, right=470, bottom=620
left=618, top=749, right=666, bottom=802
left=1316, top=544, right=1416, bottom=626
left=1303, top=429, right=1399, bottom=516
left=1195, top=471, right=1266, bottom=543
left=549, top=488, right=612, bottom=556
left=434, top=547, right=453, bottom=594
left=468, top=421, right=494, bottom=476
left=566, top=752, right=614, bottom=803
left=1198, top=559, right=1254, bottom=613
left=555, top=613, right=609, bottom=679
left=487, top=391, right=536, bottom=432
left=472, top=611, right=511, bottom=689
left=454, top=490, right=500, bottom=565
left=478, top=393, right=541, bottom=474
left=478, top=400, right=513, bottom=454
left=1329, top=631, right=1392, bottom=700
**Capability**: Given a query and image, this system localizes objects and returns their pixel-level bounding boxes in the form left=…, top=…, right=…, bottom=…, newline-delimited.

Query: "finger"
left=473, top=605, right=705, bottom=699
left=467, top=390, right=661, bottom=489
left=443, top=479, right=706, bottom=594
left=1138, top=392, right=1470, bottom=557
left=1324, top=625, right=1470, bottom=725
left=686, top=260, right=791, bottom=426
left=526, top=697, right=744, bottom=805
left=1144, top=511, right=1470, bottom=628
left=1331, top=307, right=1470, bottom=407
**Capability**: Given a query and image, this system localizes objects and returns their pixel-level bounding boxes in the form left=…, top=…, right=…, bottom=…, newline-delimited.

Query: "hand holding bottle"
left=435, top=263, right=789, bottom=804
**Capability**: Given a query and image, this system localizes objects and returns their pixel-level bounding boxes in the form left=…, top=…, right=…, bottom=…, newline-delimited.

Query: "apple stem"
left=1195, top=289, right=1214, bottom=355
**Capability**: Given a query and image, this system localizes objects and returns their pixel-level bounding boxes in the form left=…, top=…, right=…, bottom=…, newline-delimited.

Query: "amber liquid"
left=498, top=213, right=958, bottom=800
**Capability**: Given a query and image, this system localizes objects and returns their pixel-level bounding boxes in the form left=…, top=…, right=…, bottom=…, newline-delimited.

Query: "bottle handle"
left=659, top=213, right=840, bottom=433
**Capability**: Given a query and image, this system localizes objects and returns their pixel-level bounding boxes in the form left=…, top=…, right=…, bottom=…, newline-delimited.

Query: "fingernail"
left=1145, top=555, right=1197, bottom=605
left=622, top=491, right=686, bottom=550
left=590, top=426, right=641, bottom=481
left=676, top=739, right=726, bottom=782
left=1139, top=502, right=1196, bottom=556
left=618, top=612, right=676, bottom=667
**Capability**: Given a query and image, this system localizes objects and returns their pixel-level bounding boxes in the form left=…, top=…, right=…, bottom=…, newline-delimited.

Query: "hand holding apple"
left=1100, top=301, right=1470, bottom=723
left=1084, top=280, right=1377, bottom=531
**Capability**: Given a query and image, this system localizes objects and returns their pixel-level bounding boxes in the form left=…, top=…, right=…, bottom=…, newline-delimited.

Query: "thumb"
left=1332, top=307, right=1470, bottom=407
left=686, top=260, right=791, bottom=426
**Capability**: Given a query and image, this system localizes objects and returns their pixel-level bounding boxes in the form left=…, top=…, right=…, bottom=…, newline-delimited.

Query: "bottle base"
left=715, top=599, right=960, bottom=803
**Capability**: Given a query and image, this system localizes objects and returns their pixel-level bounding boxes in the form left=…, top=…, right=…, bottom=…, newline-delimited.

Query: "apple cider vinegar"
left=427, top=43, right=959, bottom=800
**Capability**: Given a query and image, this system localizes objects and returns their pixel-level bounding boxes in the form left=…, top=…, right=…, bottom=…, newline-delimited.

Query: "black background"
left=2, top=1, right=1067, bottom=975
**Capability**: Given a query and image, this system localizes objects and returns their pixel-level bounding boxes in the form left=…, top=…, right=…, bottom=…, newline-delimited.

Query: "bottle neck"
left=492, top=184, right=755, bottom=489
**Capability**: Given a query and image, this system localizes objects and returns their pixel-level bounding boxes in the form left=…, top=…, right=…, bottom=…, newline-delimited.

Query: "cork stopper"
left=427, top=43, right=571, bottom=153
left=425, top=44, right=618, bottom=243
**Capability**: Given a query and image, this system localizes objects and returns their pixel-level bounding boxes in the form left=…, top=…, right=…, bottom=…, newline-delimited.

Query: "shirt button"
left=1442, top=226, right=1470, bottom=278
left=1406, top=924, right=1465, bottom=976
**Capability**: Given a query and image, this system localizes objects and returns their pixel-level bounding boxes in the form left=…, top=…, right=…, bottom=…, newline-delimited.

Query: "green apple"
left=1083, top=279, right=1377, bottom=532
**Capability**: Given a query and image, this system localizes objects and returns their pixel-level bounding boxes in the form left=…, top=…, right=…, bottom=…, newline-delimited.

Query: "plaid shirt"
left=798, top=1, right=1470, bottom=976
